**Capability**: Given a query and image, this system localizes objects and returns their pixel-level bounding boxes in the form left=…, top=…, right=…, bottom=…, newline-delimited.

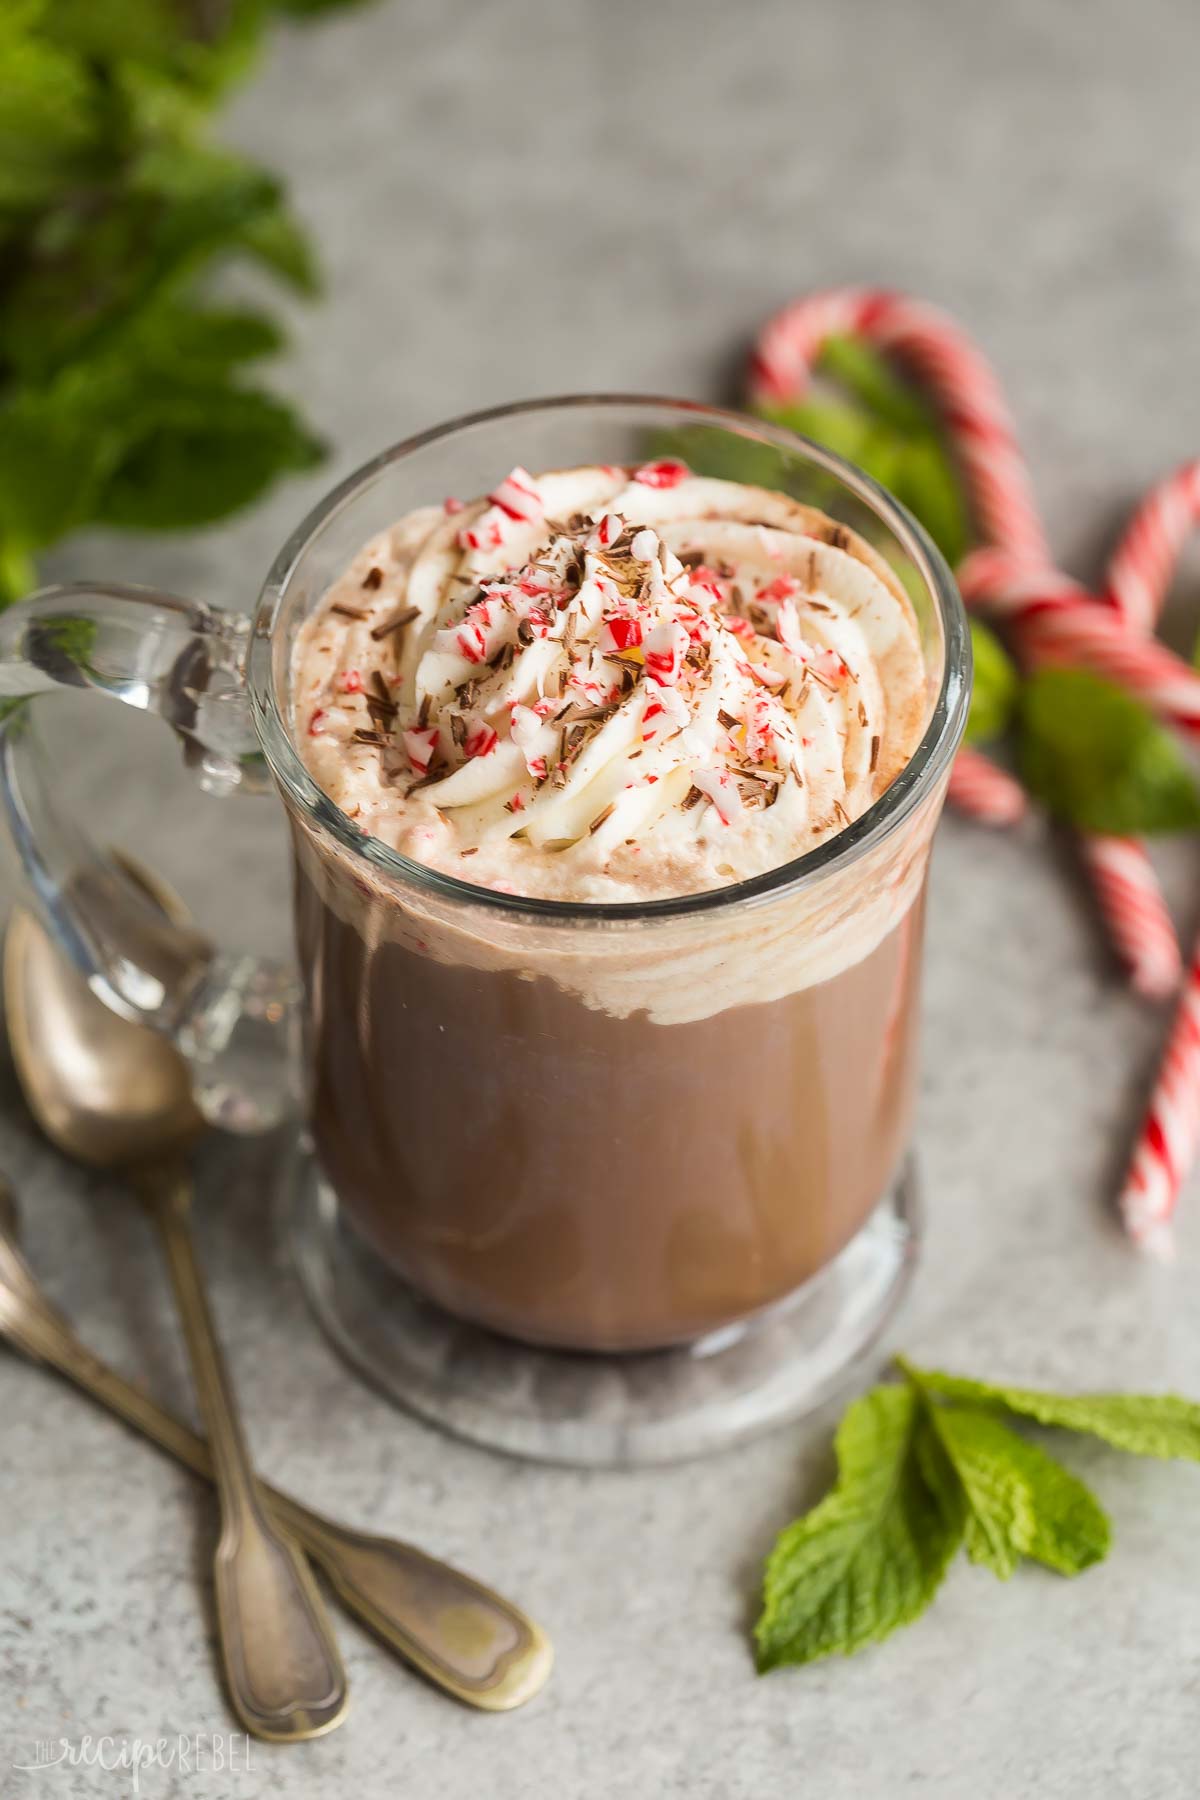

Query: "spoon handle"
left=146, top=1165, right=348, bottom=1742
left=0, top=1248, right=551, bottom=1709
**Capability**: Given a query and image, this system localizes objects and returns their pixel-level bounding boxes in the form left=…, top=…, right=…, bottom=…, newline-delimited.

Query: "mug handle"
left=0, top=581, right=296, bottom=1132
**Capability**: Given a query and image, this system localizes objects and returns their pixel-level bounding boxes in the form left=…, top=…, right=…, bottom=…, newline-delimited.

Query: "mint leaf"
left=759, top=402, right=971, bottom=570
left=0, top=30, right=100, bottom=214
left=756, top=1385, right=962, bottom=1671
left=0, top=145, right=305, bottom=380
left=911, top=1369, right=1200, bottom=1463
left=130, top=140, right=302, bottom=289
left=817, top=336, right=933, bottom=437
left=48, top=0, right=268, bottom=99
left=760, top=399, right=876, bottom=467
left=910, top=1407, right=969, bottom=1527
left=966, top=620, right=1020, bottom=745
left=1019, top=667, right=1200, bottom=835
left=807, top=338, right=972, bottom=566
left=42, top=0, right=185, bottom=66
left=755, top=1361, right=1200, bottom=1673
left=0, top=2, right=48, bottom=33
left=921, top=1403, right=1110, bottom=1578
left=0, top=307, right=306, bottom=549
left=0, top=0, right=362, bottom=594
left=95, top=385, right=323, bottom=532
left=112, top=300, right=287, bottom=374
left=891, top=434, right=972, bottom=570
left=110, top=60, right=210, bottom=145
left=235, top=200, right=321, bottom=294
left=0, top=386, right=121, bottom=548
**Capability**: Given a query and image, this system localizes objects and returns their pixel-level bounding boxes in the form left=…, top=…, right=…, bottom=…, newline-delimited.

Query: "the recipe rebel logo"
left=11, top=1732, right=253, bottom=1790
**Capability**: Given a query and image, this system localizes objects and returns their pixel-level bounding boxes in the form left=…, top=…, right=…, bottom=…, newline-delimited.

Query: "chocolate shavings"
left=370, top=606, right=419, bottom=640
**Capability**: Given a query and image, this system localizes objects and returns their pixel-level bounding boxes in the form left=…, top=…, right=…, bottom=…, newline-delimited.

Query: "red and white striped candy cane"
left=1119, top=943, right=1200, bottom=1256
left=946, top=746, right=1027, bottom=826
left=1107, top=461, right=1200, bottom=1245
left=751, top=289, right=1181, bottom=995
left=1104, top=460, right=1200, bottom=634
left=1076, top=838, right=1183, bottom=1003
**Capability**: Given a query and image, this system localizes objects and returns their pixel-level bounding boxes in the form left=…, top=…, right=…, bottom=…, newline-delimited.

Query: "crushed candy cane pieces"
left=403, top=727, right=440, bottom=774
left=488, top=467, right=545, bottom=524
left=633, top=458, right=689, bottom=489
left=304, top=464, right=895, bottom=871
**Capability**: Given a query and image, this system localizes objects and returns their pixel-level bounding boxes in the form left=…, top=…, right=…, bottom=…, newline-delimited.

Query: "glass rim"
left=247, top=393, right=971, bottom=927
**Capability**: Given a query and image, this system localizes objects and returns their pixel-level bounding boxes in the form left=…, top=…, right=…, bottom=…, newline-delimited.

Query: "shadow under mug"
left=0, top=397, right=970, bottom=1368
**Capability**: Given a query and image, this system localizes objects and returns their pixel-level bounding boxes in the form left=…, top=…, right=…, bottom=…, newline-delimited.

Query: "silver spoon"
left=4, top=870, right=348, bottom=1742
left=0, top=1179, right=552, bottom=1710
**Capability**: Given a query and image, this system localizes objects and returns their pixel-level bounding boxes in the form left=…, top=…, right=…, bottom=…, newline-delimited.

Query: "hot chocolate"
left=290, top=459, right=935, bottom=1350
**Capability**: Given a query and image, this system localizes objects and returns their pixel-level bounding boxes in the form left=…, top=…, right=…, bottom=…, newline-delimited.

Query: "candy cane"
left=751, top=289, right=1181, bottom=995
left=946, top=746, right=1027, bottom=826
left=1119, top=943, right=1200, bottom=1256
left=1105, top=461, right=1200, bottom=634
left=1076, top=837, right=1181, bottom=1003
left=1106, top=461, right=1200, bottom=1247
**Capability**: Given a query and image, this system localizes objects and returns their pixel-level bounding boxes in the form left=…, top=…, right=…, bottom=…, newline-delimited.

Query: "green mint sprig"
left=755, top=1358, right=1200, bottom=1673
left=0, top=0, right=369, bottom=603
left=1018, top=667, right=1200, bottom=834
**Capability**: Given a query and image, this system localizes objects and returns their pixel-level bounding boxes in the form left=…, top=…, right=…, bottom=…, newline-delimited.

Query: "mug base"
left=282, top=1137, right=921, bottom=1468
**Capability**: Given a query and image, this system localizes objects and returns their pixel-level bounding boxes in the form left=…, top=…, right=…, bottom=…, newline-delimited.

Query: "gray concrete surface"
left=3, top=0, right=1200, bottom=1794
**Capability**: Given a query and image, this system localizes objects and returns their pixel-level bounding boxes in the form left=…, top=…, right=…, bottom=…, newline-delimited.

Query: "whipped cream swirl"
left=293, top=461, right=927, bottom=901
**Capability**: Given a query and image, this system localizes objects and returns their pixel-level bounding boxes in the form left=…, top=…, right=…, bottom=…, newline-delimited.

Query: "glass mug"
left=0, top=400, right=969, bottom=1425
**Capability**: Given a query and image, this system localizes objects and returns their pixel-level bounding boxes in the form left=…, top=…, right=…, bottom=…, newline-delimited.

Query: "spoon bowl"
left=4, top=859, right=202, bottom=1169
